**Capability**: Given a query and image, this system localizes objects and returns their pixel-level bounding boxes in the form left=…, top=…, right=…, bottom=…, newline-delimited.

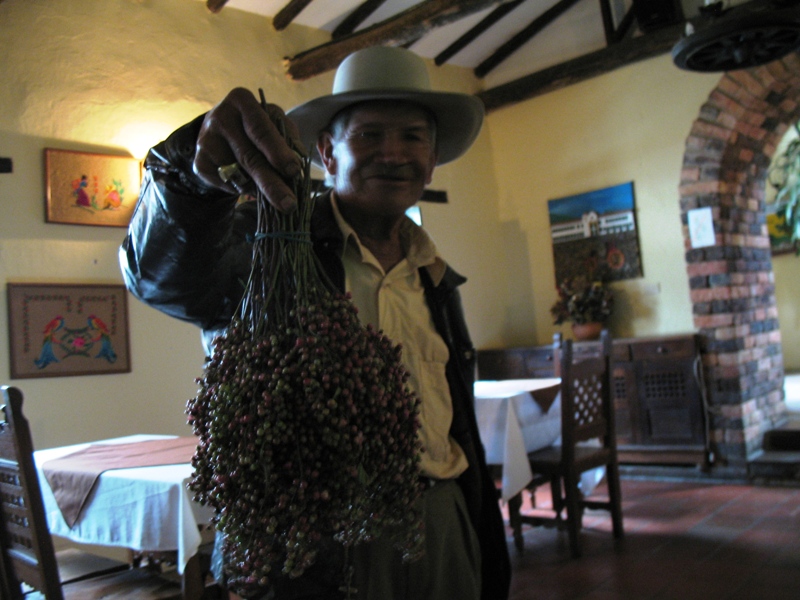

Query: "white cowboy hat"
left=287, top=46, right=484, bottom=167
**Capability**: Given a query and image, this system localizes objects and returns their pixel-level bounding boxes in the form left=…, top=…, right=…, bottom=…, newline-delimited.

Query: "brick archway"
left=679, top=53, right=800, bottom=473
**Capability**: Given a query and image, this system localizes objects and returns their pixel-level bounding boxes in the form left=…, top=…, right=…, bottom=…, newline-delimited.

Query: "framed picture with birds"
left=7, top=283, right=131, bottom=379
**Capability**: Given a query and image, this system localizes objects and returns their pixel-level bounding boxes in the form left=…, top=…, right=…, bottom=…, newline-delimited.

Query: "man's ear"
left=317, top=133, right=336, bottom=175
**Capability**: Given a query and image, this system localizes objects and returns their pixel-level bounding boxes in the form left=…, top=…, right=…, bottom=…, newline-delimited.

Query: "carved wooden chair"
left=0, top=385, right=184, bottom=599
left=508, top=330, right=624, bottom=557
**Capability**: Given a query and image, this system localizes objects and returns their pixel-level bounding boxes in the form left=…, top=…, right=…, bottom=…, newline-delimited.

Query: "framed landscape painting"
left=548, top=182, right=643, bottom=285
left=7, top=283, right=131, bottom=379
left=45, top=148, right=141, bottom=227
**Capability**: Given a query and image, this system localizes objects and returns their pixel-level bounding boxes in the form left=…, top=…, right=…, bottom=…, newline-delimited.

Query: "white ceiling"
left=209, top=1, right=749, bottom=88
left=212, top=0, right=629, bottom=88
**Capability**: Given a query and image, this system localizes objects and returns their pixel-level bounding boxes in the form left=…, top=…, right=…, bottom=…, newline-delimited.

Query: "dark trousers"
left=353, top=479, right=481, bottom=600
left=215, top=480, right=481, bottom=600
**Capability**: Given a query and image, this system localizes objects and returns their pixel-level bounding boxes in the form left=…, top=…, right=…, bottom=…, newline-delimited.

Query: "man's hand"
left=194, top=88, right=306, bottom=212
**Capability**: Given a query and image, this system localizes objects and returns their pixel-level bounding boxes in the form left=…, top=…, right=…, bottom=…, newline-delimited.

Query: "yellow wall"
left=485, top=55, right=721, bottom=344
left=1, top=0, right=798, bottom=453
left=768, top=130, right=800, bottom=373
left=773, top=247, right=800, bottom=372
left=484, top=55, right=800, bottom=368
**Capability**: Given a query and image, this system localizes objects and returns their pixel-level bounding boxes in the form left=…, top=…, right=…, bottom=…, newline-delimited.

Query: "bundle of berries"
left=186, top=120, right=424, bottom=596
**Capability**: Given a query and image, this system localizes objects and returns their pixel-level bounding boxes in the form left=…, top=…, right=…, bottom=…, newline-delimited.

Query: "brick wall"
left=679, top=52, right=800, bottom=470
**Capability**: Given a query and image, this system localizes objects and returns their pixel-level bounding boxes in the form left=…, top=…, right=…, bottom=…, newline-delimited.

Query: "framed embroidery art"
left=7, top=283, right=131, bottom=379
left=44, top=148, right=142, bottom=227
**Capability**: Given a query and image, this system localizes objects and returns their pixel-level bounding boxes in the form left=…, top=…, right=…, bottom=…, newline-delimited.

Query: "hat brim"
left=287, top=89, right=484, bottom=168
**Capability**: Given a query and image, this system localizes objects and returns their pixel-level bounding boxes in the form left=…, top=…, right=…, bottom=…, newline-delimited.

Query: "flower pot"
left=572, top=322, right=603, bottom=341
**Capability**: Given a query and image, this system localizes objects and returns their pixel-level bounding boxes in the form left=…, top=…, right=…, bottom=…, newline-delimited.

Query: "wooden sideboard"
left=477, top=333, right=711, bottom=468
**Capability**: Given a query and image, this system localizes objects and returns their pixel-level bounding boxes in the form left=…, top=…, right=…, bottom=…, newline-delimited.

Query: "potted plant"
left=550, top=275, right=613, bottom=340
left=768, top=122, right=800, bottom=255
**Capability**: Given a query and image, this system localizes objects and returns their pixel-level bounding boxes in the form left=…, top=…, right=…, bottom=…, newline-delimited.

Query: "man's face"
left=318, top=101, right=438, bottom=221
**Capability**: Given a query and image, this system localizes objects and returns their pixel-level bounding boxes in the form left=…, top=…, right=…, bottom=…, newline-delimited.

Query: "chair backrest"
left=0, top=386, right=64, bottom=600
left=555, top=331, right=616, bottom=455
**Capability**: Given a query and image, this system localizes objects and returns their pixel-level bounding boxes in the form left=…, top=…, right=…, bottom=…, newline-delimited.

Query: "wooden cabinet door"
left=631, top=338, right=706, bottom=448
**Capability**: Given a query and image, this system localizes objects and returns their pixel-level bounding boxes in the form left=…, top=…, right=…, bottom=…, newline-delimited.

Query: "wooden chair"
left=508, top=330, right=624, bottom=558
left=0, top=385, right=183, bottom=599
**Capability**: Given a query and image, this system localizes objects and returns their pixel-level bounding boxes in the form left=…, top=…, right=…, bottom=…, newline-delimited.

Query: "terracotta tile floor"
left=505, top=478, right=800, bottom=600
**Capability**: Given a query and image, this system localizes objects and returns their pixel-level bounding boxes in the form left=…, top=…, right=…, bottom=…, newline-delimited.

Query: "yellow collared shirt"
left=330, top=196, right=468, bottom=480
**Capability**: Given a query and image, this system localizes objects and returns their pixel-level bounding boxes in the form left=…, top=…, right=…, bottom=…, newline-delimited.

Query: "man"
left=120, top=46, right=510, bottom=600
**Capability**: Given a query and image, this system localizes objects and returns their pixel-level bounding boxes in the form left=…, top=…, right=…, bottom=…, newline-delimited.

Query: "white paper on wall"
left=688, top=207, right=716, bottom=248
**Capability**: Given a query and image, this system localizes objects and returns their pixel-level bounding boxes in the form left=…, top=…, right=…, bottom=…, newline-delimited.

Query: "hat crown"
left=288, top=46, right=483, bottom=166
left=333, top=46, right=432, bottom=95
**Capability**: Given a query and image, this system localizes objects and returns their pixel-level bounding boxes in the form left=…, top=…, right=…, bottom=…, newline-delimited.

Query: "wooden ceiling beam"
left=332, top=0, right=390, bottom=39
left=476, top=23, right=683, bottom=111
left=613, top=5, right=638, bottom=43
left=475, top=0, right=582, bottom=78
left=434, top=0, right=526, bottom=66
left=402, top=34, right=425, bottom=49
left=273, top=0, right=315, bottom=31
left=599, top=0, right=615, bottom=45
left=285, top=0, right=511, bottom=81
left=599, top=0, right=638, bottom=45
left=206, top=0, right=229, bottom=14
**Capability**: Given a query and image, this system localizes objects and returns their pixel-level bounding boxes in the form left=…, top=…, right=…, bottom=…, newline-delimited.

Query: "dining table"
left=33, top=434, right=216, bottom=599
left=474, top=378, right=604, bottom=501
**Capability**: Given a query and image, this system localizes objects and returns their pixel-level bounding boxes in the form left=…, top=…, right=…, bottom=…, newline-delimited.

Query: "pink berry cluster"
left=185, top=147, right=424, bottom=596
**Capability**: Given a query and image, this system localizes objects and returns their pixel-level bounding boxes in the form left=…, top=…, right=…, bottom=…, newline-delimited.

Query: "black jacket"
left=119, top=119, right=511, bottom=600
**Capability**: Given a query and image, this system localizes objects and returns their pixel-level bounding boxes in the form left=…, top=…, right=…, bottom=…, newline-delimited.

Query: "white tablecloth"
left=474, top=379, right=605, bottom=501
left=34, top=434, right=215, bottom=574
left=475, top=379, right=562, bottom=500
